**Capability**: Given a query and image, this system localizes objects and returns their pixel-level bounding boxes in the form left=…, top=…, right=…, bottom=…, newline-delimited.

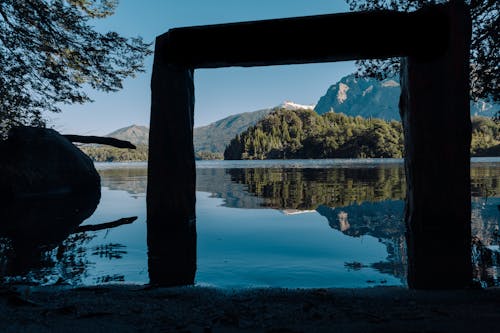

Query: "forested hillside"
left=80, top=109, right=500, bottom=162
left=224, top=108, right=500, bottom=160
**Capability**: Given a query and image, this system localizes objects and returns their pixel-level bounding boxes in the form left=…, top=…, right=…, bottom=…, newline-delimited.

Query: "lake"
left=1, top=158, right=500, bottom=288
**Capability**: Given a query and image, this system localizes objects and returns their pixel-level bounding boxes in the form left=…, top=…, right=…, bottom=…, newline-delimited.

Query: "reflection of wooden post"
left=400, top=1, right=471, bottom=289
left=147, top=33, right=196, bottom=286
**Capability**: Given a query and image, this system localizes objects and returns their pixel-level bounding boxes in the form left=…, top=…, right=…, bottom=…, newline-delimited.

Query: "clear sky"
left=50, top=0, right=356, bottom=135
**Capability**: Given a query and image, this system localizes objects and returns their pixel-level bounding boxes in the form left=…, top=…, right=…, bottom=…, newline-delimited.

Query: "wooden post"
left=400, top=1, right=472, bottom=289
left=147, top=33, right=197, bottom=286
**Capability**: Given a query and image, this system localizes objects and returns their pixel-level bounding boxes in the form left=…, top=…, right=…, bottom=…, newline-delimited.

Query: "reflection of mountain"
left=316, top=201, right=407, bottom=280
left=472, top=197, right=500, bottom=246
left=196, top=168, right=265, bottom=208
left=196, top=163, right=500, bottom=285
left=316, top=201, right=404, bottom=238
left=91, top=163, right=500, bottom=286
left=98, top=168, right=147, bottom=196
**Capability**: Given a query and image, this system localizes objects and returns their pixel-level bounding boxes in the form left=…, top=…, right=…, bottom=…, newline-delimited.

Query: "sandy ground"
left=1, top=285, right=500, bottom=332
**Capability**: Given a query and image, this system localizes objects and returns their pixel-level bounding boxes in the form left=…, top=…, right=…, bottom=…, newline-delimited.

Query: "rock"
left=0, top=126, right=101, bottom=274
left=0, top=126, right=100, bottom=199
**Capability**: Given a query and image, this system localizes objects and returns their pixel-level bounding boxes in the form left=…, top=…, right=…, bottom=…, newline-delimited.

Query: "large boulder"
left=0, top=126, right=100, bottom=199
left=0, top=126, right=101, bottom=275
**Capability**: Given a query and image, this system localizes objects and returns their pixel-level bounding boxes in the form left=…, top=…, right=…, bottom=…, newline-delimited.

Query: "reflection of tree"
left=1, top=230, right=130, bottom=285
left=92, top=243, right=127, bottom=260
left=471, top=165, right=500, bottom=198
left=196, top=165, right=500, bottom=211
left=95, top=274, right=125, bottom=284
left=0, top=232, right=96, bottom=285
left=224, top=166, right=406, bottom=210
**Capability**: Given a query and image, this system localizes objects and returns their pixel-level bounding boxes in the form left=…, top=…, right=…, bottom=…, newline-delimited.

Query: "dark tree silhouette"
left=0, top=0, right=151, bottom=132
left=345, top=0, right=499, bottom=102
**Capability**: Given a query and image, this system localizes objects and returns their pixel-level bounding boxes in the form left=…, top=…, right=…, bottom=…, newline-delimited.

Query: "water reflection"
left=198, top=166, right=406, bottom=210
left=0, top=187, right=140, bottom=285
left=0, top=192, right=99, bottom=281
left=2, top=161, right=499, bottom=287
left=99, top=167, right=147, bottom=196
left=197, top=161, right=500, bottom=287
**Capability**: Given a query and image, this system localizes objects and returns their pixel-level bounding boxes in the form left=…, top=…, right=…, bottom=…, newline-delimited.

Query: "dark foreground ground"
left=1, top=285, right=500, bottom=332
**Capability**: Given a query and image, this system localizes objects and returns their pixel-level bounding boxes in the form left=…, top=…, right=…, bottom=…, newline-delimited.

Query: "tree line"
left=224, top=108, right=500, bottom=160
left=79, top=144, right=148, bottom=162
left=80, top=108, right=500, bottom=161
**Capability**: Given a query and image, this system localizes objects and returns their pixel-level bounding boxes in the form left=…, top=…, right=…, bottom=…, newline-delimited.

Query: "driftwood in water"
left=73, top=216, right=138, bottom=233
left=63, top=135, right=136, bottom=149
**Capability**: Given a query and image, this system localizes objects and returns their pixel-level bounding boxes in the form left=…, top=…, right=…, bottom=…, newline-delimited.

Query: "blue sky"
left=50, top=0, right=356, bottom=135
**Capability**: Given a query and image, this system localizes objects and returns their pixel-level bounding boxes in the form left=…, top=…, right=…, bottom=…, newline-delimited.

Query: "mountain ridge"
left=105, top=74, right=498, bottom=154
left=106, top=124, right=149, bottom=146
left=315, top=74, right=498, bottom=119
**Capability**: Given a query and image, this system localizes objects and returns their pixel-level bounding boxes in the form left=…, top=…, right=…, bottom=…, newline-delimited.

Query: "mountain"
left=194, top=108, right=273, bottom=153
left=194, top=102, right=316, bottom=154
left=314, top=74, right=401, bottom=120
left=106, top=125, right=149, bottom=146
left=315, top=74, right=498, bottom=119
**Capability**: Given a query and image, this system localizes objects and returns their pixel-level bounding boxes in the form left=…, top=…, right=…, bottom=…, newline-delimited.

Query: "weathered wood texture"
left=161, top=9, right=448, bottom=68
left=400, top=1, right=472, bottom=289
left=147, top=34, right=196, bottom=286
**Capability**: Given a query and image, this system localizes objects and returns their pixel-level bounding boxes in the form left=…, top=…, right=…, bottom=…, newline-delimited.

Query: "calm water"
left=1, top=158, right=500, bottom=288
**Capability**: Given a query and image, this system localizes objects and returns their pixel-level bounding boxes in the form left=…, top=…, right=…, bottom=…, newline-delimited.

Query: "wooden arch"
left=147, top=1, right=472, bottom=289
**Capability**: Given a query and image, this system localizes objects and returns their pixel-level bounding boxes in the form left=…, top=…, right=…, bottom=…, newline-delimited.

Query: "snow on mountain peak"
left=279, top=101, right=315, bottom=110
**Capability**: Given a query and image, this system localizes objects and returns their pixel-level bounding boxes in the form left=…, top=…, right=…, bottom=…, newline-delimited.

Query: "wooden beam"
left=400, top=1, right=472, bottom=289
left=161, top=9, right=448, bottom=68
left=147, top=43, right=197, bottom=286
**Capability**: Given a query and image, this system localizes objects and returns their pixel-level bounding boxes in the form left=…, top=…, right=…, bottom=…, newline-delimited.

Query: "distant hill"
left=193, top=102, right=315, bottom=154
left=194, top=108, right=272, bottom=154
left=106, top=125, right=149, bottom=146
left=315, top=74, right=498, bottom=120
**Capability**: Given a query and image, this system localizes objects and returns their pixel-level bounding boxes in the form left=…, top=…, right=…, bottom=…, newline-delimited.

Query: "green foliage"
left=224, top=108, right=404, bottom=159
left=79, top=144, right=148, bottom=162
left=345, top=0, right=499, bottom=103
left=471, top=116, right=500, bottom=156
left=0, top=0, right=152, bottom=132
left=225, top=110, right=500, bottom=160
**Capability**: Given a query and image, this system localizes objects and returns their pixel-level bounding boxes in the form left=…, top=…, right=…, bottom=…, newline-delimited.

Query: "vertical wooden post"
left=400, top=1, right=472, bottom=289
left=147, top=33, right=197, bottom=286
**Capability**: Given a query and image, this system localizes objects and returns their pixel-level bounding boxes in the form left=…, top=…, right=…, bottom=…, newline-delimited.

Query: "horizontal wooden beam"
left=160, top=8, right=448, bottom=68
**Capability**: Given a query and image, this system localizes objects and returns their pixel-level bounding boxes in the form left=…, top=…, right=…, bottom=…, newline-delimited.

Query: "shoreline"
left=92, top=156, right=500, bottom=169
left=2, top=284, right=500, bottom=332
